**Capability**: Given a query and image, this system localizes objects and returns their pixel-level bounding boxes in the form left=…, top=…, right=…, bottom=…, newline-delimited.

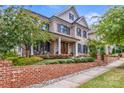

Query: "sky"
left=24, top=5, right=112, bottom=25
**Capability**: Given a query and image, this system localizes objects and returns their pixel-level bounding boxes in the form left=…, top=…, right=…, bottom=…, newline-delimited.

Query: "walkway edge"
left=27, top=58, right=124, bottom=88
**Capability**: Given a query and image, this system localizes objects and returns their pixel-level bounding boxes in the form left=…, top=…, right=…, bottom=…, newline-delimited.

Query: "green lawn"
left=80, top=64, right=124, bottom=88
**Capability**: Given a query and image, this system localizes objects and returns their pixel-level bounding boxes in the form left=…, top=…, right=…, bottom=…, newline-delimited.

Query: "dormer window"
left=69, top=13, right=74, bottom=20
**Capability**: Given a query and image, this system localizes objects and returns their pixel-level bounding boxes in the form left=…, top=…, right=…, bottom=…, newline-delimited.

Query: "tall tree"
left=0, top=6, right=52, bottom=58
left=0, top=6, right=20, bottom=59
left=94, top=6, right=124, bottom=45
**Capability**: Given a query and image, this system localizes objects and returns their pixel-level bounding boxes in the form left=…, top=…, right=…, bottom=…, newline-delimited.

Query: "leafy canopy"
left=0, top=6, right=52, bottom=58
left=95, top=6, right=124, bottom=45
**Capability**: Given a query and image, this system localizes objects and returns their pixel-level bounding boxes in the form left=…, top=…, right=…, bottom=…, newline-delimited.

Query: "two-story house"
left=17, top=6, right=90, bottom=57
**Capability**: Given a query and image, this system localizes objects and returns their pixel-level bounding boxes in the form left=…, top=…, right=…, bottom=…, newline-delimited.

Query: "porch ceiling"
left=50, top=32, right=80, bottom=42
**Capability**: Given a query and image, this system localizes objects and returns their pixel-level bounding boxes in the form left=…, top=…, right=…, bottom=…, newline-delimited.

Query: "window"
left=78, top=44, right=88, bottom=54
left=78, top=44, right=83, bottom=53
left=58, top=24, right=70, bottom=35
left=83, top=31, right=87, bottom=38
left=83, top=45, right=88, bottom=54
left=41, top=24, right=49, bottom=31
left=45, top=42, right=50, bottom=52
left=69, top=13, right=74, bottom=20
left=77, top=28, right=81, bottom=37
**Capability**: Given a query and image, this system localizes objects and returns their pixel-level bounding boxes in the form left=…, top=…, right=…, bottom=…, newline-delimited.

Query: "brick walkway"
left=28, top=58, right=124, bottom=88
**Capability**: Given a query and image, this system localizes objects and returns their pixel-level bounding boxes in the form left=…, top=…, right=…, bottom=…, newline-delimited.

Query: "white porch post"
left=68, top=43, right=70, bottom=54
left=30, top=45, right=34, bottom=55
left=75, top=42, right=78, bottom=56
left=58, top=37, right=61, bottom=55
left=105, top=45, right=109, bottom=55
left=16, top=46, right=23, bottom=57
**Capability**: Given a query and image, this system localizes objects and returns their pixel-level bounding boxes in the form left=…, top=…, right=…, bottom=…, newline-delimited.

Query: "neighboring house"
left=88, top=29, right=115, bottom=55
left=88, top=30, right=97, bottom=40
left=17, top=6, right=89, bottom=57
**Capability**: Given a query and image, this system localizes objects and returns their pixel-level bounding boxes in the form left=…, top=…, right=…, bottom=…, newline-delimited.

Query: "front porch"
left=31, top=32, right=80, bottom=57
left=17, top=33, right=81, bottom=57
left=32, top=38, right=77, bottom=56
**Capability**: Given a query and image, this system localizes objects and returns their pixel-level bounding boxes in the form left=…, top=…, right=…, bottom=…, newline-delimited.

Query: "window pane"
left=83, top=45, right=88, bottom=53
left=58, top=24, right=70, bottom=35
left=69, top=13, right=74, bottom=20
left=77, top=28, right=81, bottom=37
left=83, top=31, right=87, bottom=38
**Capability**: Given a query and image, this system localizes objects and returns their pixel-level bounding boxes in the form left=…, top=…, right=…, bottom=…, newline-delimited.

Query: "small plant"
left=12, top=56, right=43, bottom=66
left=65, top=59, right=75, bottom=64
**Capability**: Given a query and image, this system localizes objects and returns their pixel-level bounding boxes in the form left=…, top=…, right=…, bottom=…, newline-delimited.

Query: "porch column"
left=68, top=43, right=70, bottom=54
left=58, top=37, right=61, bottom=55
left=75, top=42, right=78, bottom=56
left=105, top=45, right=109, bottom=55
left=30, top=45, right=34, bottom=55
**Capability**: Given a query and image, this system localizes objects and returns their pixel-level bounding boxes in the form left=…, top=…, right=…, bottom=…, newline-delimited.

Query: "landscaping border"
left=0, top=55, right=119, bottom=88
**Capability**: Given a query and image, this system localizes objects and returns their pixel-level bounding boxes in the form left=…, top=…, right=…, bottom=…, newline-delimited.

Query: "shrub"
left=73, top=58, right=81, bottom=63
left=4, top=51, right=18, bottom=58
left=66, top=59, right=75, bottom=63
left=89, top=45, right=97, bottom=58
left=12, top=56, right=43, bottom=66
left=73, top=57, right=95, bottom=63
left=6, top=56, right=18, bottom=62
left=84, top=57, right=95, bottom=62
left=57, top=60, right=65, bottom=64
left=43, top=61, right=56, bottom=65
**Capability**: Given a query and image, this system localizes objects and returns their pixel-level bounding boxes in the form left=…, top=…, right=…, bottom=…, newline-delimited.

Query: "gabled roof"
left=55, top=6, right=80, bottom=18
left=24, top=9, right=49, bottom=20
left=73, top=16, right=89, bottom=28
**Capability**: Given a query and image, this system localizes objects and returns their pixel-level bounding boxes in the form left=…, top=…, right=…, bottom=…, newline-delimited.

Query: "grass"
left=80, top=64, right=124, bottom=88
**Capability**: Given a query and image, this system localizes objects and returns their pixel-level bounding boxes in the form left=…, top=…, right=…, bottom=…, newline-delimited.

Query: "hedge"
left=41, top=57, right=95, bottom=65
left=7, top=56, right=43, bottom=66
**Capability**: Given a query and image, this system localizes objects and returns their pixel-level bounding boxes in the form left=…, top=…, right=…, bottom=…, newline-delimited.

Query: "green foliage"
left=112, top=48, right=116, bottom=54
left=89, top=45, right=97, bottom=58
left=88, top=39, right=106, bottom=58
left=95, top=6, right=124, bottom=45
left=3, top=51, right=18, bottom=58
left=0, top=6, right=52, bottom=58
left=11, top=56, right=43, bottom=66
left=99, top=47, right=105, bottom=56
left=41, top=57, right=95, bottom=65
left=73, top=57, right=95, bottom=63
left=0, top=6, right=20, bottom=59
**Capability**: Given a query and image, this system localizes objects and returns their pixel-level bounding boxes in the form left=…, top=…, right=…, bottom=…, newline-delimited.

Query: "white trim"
left=58, top=37, right=61, bottom=54
left=75, top=42, right=78, bottom=56
left=55, top=6, right=79, bottom=18
left=30, top=45, right=34, bottom=55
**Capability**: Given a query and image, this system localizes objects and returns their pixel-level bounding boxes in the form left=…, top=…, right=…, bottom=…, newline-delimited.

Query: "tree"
left=15, top=7, right=52, bottom=57
left=94, top=6, right=124, bottom=45
left=0, top=6, right=20, bottom=59
left=0, top=6, right=52, bottom=58
left=88, top=39, right=105, bottom=59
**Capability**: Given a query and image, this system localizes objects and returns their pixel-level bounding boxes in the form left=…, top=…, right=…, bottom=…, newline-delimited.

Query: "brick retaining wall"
left=0, top=56, right=119, bottom=88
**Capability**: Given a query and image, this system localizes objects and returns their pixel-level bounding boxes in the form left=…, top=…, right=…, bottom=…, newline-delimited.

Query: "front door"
left=61, top=42, right=68, bottom=54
